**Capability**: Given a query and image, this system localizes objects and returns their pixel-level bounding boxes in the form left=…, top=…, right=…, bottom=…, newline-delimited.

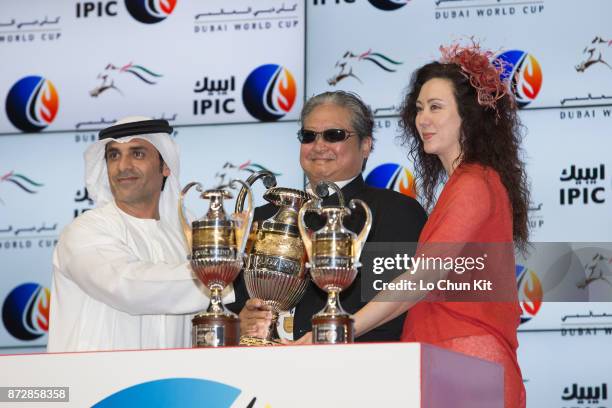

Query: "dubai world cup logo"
left=2, top=283, right=50, bottom=341
left=365, top=163, right=417, bottom=198
left=125, top=0, right=177, bottom=24
left=5, top=76, right=59, bottom=132
left=242, top=64, right=297, bottom=122
left=496, top=50, right=543, bottom=108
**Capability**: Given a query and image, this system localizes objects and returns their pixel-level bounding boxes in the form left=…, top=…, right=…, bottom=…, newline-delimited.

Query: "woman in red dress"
left=352, top=44, right=530, bottom=408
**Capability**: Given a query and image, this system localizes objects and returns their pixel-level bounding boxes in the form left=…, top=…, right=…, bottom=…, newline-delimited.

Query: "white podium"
left=0, top=342, right=503, bottom=407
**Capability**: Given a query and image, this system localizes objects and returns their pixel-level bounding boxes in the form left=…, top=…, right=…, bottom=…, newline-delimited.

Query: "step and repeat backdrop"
left=1, top=1, right=611, bottom=406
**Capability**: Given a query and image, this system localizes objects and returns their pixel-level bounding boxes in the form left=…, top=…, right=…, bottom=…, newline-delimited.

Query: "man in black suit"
left=229, top=91, right=427, bottom=342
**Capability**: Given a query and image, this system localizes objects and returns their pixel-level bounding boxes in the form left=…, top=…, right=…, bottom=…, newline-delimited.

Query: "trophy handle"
left=350, top=199, right=372, bottom=261
left=315, top=180, right=345, bottom=207
left=230, top=179, right=254, bottom=254
left=178, top=181, right=202, bottom=252
left=245, top=221, right=258, bottom=255
left=298, top=201, right=319, bottom=262
left=234, top=170, right=277, bottom=214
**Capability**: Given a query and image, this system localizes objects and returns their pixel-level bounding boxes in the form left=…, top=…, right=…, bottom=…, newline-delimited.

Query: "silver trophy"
left=179, top=179, right=254, bottom=347
left=298, top=180, right=371, bottom=344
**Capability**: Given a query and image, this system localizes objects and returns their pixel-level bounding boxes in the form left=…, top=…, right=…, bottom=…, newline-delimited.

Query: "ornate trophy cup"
left=298, top=181, right=372, bottom=344
left=235, top=171, right=312, bottom=345
left=179, top=179, right=254, bottom=347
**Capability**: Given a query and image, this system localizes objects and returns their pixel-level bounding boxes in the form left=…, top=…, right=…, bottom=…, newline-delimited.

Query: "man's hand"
left=239, top=299, right=273, bottom=338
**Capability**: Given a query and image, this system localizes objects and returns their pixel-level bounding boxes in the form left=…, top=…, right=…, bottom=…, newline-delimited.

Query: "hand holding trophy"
left=298, top=180, right=372, bottom=344
left=179, top=179, right=254, bottom=347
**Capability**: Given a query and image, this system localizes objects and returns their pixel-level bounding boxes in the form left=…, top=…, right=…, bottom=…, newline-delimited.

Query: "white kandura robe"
left=48, top=201, right=234, bottom=352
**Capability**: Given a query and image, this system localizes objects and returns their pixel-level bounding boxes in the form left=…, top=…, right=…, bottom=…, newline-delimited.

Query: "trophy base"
left=312, top=314, right=354, bottom=344
left=192, top=313, right=240, bottom=347
left=239, top=336, right=282, bottom=347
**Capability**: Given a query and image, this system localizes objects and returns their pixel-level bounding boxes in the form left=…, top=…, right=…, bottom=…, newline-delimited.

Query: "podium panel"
left=0, top=343, right=502, bottom=407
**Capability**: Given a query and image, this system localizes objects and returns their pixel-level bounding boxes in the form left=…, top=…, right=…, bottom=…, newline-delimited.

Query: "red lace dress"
left=401, top=163, right=526, bottom=408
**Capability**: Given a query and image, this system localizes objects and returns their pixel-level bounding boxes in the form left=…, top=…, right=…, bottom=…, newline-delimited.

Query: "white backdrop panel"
left=306, top=0, right=612, bottom=114
left=518, top=330, right=612, bottom=408
left=0, top=0, right=305, bottom=133
left=520, top=108, right=612, bottom=243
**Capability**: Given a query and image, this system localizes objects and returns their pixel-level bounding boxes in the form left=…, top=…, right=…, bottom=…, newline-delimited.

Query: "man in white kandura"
left=48, top=116, right=231, bottom=352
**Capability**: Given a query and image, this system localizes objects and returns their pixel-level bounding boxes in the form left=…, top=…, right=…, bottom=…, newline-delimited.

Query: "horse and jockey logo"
left=576, top=36, right=612, bottom=73
left=213, top=161, right=280, bottom=188
left=327, top=49, right=403, bottom=86
left=90, top=63, right=163, bottom=97
left=0, top=171, right=43, bottom=204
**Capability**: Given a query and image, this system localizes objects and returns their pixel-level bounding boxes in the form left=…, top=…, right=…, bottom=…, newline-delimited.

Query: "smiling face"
left=415, top=78, right=463, bottom=173
left=105, top=138, right=169, bottom=218
left=299, top=103, right=371, bottom=186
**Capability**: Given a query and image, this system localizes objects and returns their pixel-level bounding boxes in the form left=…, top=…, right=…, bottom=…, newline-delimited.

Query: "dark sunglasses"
left=297, top=128, right=355, bottom=144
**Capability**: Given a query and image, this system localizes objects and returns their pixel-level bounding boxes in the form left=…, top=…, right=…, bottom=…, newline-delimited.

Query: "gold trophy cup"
left=235, top=170, right=312, bottom=345
left=179, top=179, right=253, bottom=347
left=298, top=181, right=371, bottom=344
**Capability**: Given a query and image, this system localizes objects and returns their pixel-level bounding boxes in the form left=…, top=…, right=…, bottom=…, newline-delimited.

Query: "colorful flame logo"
left=5, top=76, right=59, bottom=132
left=367, top=0, right=410, bottom=11
left=365, top=163, right=417, bottom=198
left=496, top=50, right=543, bottom=108
left=515, top=265, right=543, bottom=324
left=125, top=0, right=177, bottom=24
left=2, top=283, right=50, bottom=341
left=242, top=64, right=297, bottom=122
left=93, top=378, right=270, bottom=407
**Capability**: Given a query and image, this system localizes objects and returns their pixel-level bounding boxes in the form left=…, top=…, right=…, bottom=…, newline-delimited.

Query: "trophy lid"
left=264, top=187, right=311, bottom=209
left=319, top=206, right=351, bottom=216
left=201, top=189, right=233, bottom=200
left=195, top=188, right=233, bottom=224
left=257, top=188, right=310, bottom=236
left=315, top=206, right=353, bottom=238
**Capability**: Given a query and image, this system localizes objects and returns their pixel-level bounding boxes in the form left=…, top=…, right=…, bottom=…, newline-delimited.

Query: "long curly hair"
left=399, top=61, right=530, bottom=250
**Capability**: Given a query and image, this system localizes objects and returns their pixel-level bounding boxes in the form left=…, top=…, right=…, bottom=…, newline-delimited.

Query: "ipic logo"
left=76, top=1, right=119, bottom=18
left=5, top=76, right=59, bottom=132
left=125, top=0, right=177, bottom=24
left=559, top=164, right=606, bottom=205
left=561, top=382, right=608, bottom=405
left=242, top=64, right=297, bottom=122
left=2, top=283, right=50, bottom=341
left=312, top=0, right=356, bottom=5
left=76, top=0, right=176, bottom=23
left=516, top=265, right=542, bottom=324
left=368, top=0, right=410, bottom=11
left=313, top=0, right=409, bottom=10
left=193, top=75, right=236, bottom=116
left=365, top=163, right=417, bottom=198
left=496, top=50, right=543, bottom=108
